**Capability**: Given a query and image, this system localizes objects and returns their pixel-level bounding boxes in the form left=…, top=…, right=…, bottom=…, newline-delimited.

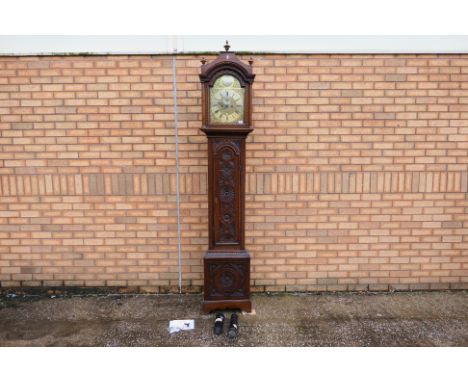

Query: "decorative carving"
left=218, top=147, right=236, bottom=242
left=207, top=261, right=248, bottom=298
left=213, top=138, right=241, bottom=245
left=213, top=138, right=241, bottom=153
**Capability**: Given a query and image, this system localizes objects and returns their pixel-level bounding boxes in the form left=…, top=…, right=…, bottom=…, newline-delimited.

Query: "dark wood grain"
left=200, top=45, right=254, bottom=313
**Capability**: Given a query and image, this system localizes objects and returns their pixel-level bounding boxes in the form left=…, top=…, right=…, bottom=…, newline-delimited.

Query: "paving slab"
left=0, top=291, right=467, bottom=346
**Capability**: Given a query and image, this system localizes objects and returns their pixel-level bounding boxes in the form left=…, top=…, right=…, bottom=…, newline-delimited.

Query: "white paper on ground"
left=169, top=319, right=195, bottom=333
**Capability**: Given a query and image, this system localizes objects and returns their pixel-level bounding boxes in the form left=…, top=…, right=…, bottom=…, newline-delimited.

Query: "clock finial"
left=224, top=40, right=230, bottom=52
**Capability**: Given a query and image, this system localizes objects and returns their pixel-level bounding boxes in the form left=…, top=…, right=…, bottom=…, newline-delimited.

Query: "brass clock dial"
left=210, top=75, right=245, bottom=124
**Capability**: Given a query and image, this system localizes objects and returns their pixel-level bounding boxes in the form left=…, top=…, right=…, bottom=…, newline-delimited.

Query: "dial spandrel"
left=210, top=75, right=245, bottom=125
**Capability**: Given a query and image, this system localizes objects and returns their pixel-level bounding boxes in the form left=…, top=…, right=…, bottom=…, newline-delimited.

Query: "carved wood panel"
left=212, top=138, right=242, bottom=247
left=204, top=256, right=250, bottom=300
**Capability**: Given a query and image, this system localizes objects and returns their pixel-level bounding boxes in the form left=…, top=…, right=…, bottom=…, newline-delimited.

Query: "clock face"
left=210, top=75, right=245, bottom=125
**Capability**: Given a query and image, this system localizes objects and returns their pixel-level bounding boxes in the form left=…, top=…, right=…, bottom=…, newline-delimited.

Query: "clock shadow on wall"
left=199, top=42, right=255, bottom=313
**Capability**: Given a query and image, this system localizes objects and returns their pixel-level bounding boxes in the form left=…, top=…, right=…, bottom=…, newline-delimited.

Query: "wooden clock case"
left=199, top=44, right=255, bottom=313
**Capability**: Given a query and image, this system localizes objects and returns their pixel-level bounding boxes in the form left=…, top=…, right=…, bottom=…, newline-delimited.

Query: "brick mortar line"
left=1, top=170, right=467, bottom=173
left=0, top=193, right=466, bottom=197
left=1, top=80, right=467, bottom=86
left=1, top=126, right=466, bottom=130
left=1, top=55, right=467, bottom=62
left=0, top=96, right=465, bottom=102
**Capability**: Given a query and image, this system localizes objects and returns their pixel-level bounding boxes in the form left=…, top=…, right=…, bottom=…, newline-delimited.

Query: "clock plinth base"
left=202, top=299, right=251, bottom=314
left=203, top=250, right=251, bottom=313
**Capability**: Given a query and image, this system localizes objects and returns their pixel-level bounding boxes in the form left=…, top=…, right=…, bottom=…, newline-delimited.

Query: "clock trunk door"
left=211, top=138, right=242, bottom=249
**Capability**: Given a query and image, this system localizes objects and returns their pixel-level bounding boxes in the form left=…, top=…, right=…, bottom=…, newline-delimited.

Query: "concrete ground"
left=0, top=291, right=467, bottom=346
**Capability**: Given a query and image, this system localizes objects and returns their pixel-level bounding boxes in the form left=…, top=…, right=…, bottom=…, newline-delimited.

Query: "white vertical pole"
left=171, top=37, right=183, bottom=293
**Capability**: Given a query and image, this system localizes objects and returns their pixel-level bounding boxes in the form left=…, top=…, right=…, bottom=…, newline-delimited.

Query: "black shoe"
left=214, top=313, right=225, bottom=335
left=227, top=313, right=239, bottom=339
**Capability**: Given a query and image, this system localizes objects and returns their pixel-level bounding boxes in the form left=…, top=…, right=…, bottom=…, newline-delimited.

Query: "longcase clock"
left=199, top=42, right=255, bottom=313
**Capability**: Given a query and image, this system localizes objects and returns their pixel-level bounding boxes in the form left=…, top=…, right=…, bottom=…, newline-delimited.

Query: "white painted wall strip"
left=172, top=55, right=183, bottom=293
left=1, top=35, right=468, bottom=55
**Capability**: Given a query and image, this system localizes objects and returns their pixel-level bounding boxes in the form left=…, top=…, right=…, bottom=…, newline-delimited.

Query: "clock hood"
left=199, top=44, right=255, bottom=85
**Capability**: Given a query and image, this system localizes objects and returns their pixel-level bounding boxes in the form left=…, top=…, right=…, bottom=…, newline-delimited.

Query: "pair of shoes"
left=213, top=312, right=239, bottom=339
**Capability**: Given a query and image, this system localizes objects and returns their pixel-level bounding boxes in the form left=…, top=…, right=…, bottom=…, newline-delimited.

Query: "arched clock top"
left=202, top=66, right=254, bottom=87
left=207, top=68, right=251, bottom=87
left=199, top=44, right=255, bottom=85
left=200, top=43, right=255, bottom=132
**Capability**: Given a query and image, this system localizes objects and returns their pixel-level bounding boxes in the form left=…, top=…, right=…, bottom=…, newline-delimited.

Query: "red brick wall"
left=0, top=54, right=467, bottom=292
